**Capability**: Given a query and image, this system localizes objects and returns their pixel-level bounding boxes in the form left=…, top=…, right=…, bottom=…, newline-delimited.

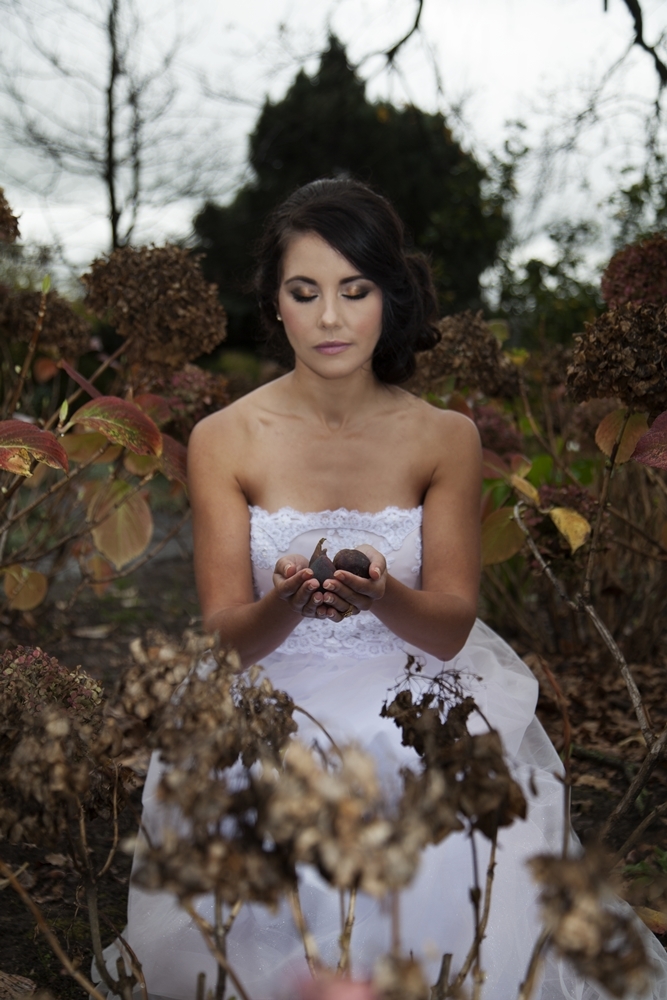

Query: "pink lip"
left=315, top=342, right=350, bottom=355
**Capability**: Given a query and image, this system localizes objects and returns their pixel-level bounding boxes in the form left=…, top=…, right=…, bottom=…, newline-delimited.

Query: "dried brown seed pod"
left=309, top=538, right=336, bottom=591
left=333, top=548, right=371, bottom=578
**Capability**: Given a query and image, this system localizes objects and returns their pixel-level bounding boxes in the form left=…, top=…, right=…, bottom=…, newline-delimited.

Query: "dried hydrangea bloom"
left=0, top=647, right=106, bottom=845
left=82, top=245, right=227, bottom=368
left=526, top=342, right=573, bottom=390
left=529, top=853, right=651, bottom=998
left=136, top=362, right=230, bottom=436
left=601, top=234, right=667, bottom=309
left=566, top=303, right=667, bottom=415
left=410, top=311, right=520, bottom=399
left=0, top=287, right=92, bottom=359
left=473, top=402, right=523, bottom=456
left=0, top=188, right=20, bottom=244
left=373, top=955, right=429, bottom=1000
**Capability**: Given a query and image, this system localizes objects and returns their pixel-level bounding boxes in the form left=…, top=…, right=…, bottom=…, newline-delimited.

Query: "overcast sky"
left=2, top=0, right=666, bottom=270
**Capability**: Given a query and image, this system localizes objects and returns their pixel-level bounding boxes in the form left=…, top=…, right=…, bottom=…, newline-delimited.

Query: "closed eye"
left=291, top=291, right=318, bottom=302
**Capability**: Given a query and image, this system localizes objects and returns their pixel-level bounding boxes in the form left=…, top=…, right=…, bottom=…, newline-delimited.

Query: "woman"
left=115, top=180, right=667, bottom=1000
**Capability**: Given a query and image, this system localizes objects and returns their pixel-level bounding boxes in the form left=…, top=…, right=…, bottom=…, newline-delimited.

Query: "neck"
left=287, top=360, right=388, bottom=430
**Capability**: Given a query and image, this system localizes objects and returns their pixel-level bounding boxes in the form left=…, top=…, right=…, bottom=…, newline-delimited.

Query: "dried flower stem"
left=336, top=885, right=358, bottom=976
left=294, top=705, right=342, bottom=756
left=583, top=409, right=631, bottom=601
left=290, top=888, right=321, bottom=978
left=517, top=928, right=550, bottom=1000
left=3, top=287, right=47, bottom=420
left=0, top=858, right=109, bottom=1000
left=449, top=831, right=497, bottom=996
left=431, top=954, right=452, bottom=1000
left=43, top=338, right=132, bottom=431
left=390, top=892, right=401, bottom=956
left=600, top=721, right=667, bottom=842
left=183, top=901, right=253, bottom=1000
left=512, top=504, right=655, bottom=749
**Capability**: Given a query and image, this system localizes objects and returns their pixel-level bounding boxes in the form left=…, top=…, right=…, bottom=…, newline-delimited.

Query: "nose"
left=318, top=293, right=342, bottom=331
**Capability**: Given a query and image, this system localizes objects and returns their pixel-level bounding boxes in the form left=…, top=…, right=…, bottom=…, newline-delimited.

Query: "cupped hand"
left=273, top=554, right=355, bottom=622
left=321, top=544, right=387, bottom=616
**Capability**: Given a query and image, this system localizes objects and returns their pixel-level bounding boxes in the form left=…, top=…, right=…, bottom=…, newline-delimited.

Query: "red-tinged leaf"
left=3, top=564, right=48, bottom=611
left=160, top=433, right=188, bottom=487
left=68, top=396, right=162, bottom=457
left=134, top=393, right=175, bottom=427
left=33, top=357, right=59, bottom=383
left=0, top=420, right=68, bottom=475
left=481, top=507, right=525, bottom=566
left=86, top=554, right=115, bottom=596
left=88, top=480, right=153, bottom=569
left=448, top=392, right=474, bottom=420
left=123, top=451, right=160, bottom=476
left=57, top=359, right=102, bottom=399
left=595, top=409, right=649, bottom=464
left=63, top=431, right=122, bottom=464
left=632, top=411, right=667, bottom=470
left=482, top=449, right=509, bottom=480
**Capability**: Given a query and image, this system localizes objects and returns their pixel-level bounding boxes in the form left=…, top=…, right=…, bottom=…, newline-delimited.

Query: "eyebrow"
left=283, top=273, right=367, bottom=284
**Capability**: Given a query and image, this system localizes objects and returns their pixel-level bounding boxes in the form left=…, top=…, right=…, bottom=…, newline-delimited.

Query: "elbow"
left=437, top=606, right=477, bottom=662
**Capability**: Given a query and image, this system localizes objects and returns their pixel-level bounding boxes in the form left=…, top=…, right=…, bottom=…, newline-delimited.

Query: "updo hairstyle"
left=254, top=178, right=441, bottom=384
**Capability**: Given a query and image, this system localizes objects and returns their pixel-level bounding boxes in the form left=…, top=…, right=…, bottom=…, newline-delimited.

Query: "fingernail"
left=324, top=594, right=333, bottom=604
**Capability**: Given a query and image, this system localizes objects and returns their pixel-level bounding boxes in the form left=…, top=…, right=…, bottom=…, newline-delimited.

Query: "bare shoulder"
left=396, top=390, right=481, bottom=458
left=188, top=379, right=283, bottom=466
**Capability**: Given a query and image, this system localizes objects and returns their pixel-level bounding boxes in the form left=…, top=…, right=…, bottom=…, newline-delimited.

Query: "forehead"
left=280, top=231, right=357, bottom=280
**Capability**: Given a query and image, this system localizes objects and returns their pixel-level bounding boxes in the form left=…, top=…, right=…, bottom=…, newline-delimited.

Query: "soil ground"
left=1, top=528, right=666, bottom=997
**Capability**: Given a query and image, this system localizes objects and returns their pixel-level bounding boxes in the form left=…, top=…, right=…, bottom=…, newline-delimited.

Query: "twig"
left=571, top=744, right=636, bottom=784
left=517, top=928, right=550, bottom=1000
left=540, top=664, right=572, bottom=856
left=294, top=705, right=342, bottom=756
left=183, top=901, right=253, bottom=1000
left=430, top=954, right=451, bottom=1000
left=608, top=505, right=667, bottom=555
left=0, top=858, right=110, bottom=1000
left=3, top=287, right=47, bottom=419
left=612, top=799, right=667, bottom=866
left=449, top=830, right=497, bottom=995
left=600, top=722, right=667, bottom=842
left=390, top=891, right=401, bottom=956
left=583, top=409, right=631, bottom=601
left=513, top=504, right=655, bottom=748
left=289, top=888, right=321, bottom=978
left=43, top=338, right=132, bottom=431
left=97, top=764, right=120, bottom=877
left=384, top=0, right=423, bottom=62
left=336, top=885, right=357, bottom=976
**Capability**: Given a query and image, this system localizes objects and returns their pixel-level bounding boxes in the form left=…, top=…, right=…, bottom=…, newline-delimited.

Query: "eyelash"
left=290, top=290, right=370, bottom=302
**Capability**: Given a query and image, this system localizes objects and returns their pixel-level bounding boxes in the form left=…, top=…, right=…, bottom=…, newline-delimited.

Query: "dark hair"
left=254, top=178, right=440, bottom=384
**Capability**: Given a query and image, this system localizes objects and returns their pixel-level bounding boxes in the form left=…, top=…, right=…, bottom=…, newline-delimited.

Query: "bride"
left=113, top=179, right=667, bottom=999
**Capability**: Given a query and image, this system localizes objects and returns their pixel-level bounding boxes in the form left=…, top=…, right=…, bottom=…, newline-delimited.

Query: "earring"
left=276, top=313, right=282, bottom=322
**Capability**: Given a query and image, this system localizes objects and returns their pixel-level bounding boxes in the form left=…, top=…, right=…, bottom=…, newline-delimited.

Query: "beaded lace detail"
left=249, top=505, right=422, bottom=659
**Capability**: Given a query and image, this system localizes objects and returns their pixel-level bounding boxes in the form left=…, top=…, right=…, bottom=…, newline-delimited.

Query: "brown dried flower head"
left=601, top=234, right=667, bottom=309
left=529, top=853, right=651, bottom=998
left=566, top=303, right=667, bottom=415
left=372, top=955, right=429, bottom=1000
left=135, top=362, right=230, bottom=437
left=0, top=647, right=107, bottom=845
left=82, top=245, right=227, bottom=368
left=0, top=187, right=20, bottom=244
left=410, top=311, right=520, bottom=399
left=0, top=288, right=92, bottom=358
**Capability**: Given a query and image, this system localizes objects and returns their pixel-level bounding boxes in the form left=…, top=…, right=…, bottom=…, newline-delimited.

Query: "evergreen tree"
left=194, top=37, right=509, bottom=353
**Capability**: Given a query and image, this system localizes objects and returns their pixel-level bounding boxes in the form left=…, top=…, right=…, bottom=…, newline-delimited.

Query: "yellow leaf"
left=3, top=564, right=48, bottom=611
left=510, top=474, right=540, bottom=505
left=88, top=480, right=153, bottom=569
left=634, top=906, right=667, bottom=936
left=549, top=507, right=591, bottom=553
left=87, top=554, right=115, bottom=596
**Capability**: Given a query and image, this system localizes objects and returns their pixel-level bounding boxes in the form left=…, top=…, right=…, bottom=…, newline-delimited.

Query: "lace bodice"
left=250, top=505, right=422, bottom=658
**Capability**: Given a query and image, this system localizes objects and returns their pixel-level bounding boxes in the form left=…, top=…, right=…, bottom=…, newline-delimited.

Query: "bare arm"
left=188, top=411, right=353, bottom=666
left=323, top=412, right=482, bottom=661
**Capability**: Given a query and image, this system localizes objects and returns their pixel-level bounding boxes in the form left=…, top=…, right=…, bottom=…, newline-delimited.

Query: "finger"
left=319, top=590, right=355, bottom=615
left=275, top=556, right=310, bottom=578
left=290, top=577, right=321, bottom=610
left=329, top=573, right=376, bottom=603
left=279, top=568, right=316, bottom=598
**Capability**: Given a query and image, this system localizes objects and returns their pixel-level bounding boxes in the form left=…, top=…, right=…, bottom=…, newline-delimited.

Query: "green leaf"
left=59, top=399, right=69, bottom=424
left=88, top=480, right=153, bottom=570
left=41, top=274, right=51, bottom=293
left=67, top=396, right=162, bottom=457
left=481, top=507, right=525, bottom=566
left=0, top=421, right=69, bottom=476
left=595, top=409, right=649, bottom=464
left=62, top=431, right=122, bottom=464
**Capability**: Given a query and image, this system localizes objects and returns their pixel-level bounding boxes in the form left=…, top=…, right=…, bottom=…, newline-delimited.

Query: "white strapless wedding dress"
left=103, top=506, right=667, bottom=1000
